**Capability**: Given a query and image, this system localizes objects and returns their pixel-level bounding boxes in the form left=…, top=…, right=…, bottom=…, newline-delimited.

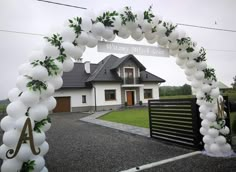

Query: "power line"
left=177, top=23, right=236, bottom=33
left=37, top=0, right=87, bottom=10
left=0, top=29, right=44, bottom=36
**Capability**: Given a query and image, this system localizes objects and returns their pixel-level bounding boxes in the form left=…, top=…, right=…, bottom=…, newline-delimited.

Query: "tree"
left=231, top=76, right=236, bottom=89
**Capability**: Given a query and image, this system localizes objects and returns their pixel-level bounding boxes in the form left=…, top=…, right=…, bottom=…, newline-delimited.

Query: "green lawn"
left=0, top=104, right=6, bottom=113
left=99, top=108, right=149, bottom=128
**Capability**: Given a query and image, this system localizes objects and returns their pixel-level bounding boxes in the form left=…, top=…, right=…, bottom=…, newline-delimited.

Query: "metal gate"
left=148, top=98, right=203, bottom=149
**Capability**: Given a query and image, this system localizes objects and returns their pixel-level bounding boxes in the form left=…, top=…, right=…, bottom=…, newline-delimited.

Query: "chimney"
left=84, top=61, right=90, bottom=74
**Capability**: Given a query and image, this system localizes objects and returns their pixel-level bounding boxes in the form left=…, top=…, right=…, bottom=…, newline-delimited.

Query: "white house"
left=53, top=54, right=165, bottom=112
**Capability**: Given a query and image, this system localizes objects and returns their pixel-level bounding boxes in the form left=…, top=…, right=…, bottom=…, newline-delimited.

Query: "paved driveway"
left=0, top=112, right=236, bottom=172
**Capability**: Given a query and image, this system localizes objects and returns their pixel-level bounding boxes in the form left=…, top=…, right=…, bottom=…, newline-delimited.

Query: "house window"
left=82, top=95, right=86, bottom=103
left=144, top=89, right=153, bottom=99
left=105, top=90, right=116, bottom=101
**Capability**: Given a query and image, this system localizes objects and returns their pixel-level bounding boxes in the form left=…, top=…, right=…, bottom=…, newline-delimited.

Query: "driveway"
left=0, top=112, right=236, bottom=172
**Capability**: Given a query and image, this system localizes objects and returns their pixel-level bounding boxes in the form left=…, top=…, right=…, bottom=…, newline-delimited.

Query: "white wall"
left=54, top=89, right=93, bottom=108
left=140, top=83, right=160, bottom=104
left=93, top=83, right=122, bottom=106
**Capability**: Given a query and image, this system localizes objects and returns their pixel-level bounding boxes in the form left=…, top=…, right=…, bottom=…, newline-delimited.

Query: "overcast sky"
left=0, top=0, right=236, bottom=99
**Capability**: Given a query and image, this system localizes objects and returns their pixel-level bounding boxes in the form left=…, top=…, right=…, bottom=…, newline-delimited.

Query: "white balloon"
left=61, top=27, right=76, bottom=42
left=178, top=51, right=188, bottom=59
left=20, top=90, right=40, bottom=107
left=48, top=76, right=63, bottom=90
left=40, top=167, right=49, bottom=172
left=86, top=33, right=98, bottom=48
left=175, top=58, right=186, bottom=66
left=144, top=31, right=156, bottom=40
left=131, top=28, right=143, bottom=40
left=201, top=119, right=211, bottom=128
left=1, top=116, right=15, bottom=131
left=112, top=16, right=122, bottom=30
left=210, top=143, right=221, bottom=154
left=76, top=31, right=88, bottom=45
left=40, top=82, right=55, bottom=99
left=221, top=143, right=231, bottom=154
left=157, top=36, right=168, bottom=46
left=41, top=122, right=51, bottom=132
left=3, top=129, right=20, bottom=147
left=203, top=135, right=214, bottom=144
left=39, top=141, right=49, bottom=156
left=28, top=50, right=45, bottom=62
left=8, top=87, right=22, bottom=102
left=194, top=71, right=205, bottom=80
left=81, top=17, right=92, bottom=32
left=43, top=43, right=60, bottom=58
left=18, top=63, right=34, bottom=75
left=208, top=128, right=219, bottom=138
left=200, top=127, right=208, bottom=135
left=206, top=112, right=216, bottom=122
left=191, top=79, right=202, bottom=88
left=197, top=61, right=207, bottom=70
left=16, top=143, right=32, bottom=161
left=200, top=113, right=206, bottom=120
left=202, top=84, right=212, bottom=93
left=41, top=96, right=57, bottom=111
left=156, top=24, right=166, bottom=37
left=215, top=136, right=226, bottom=145
left=199, top=104, right=210, bottom=114
left=61, top=41, right=75, bottom=57
left=33, top=131, right=46, bottom=146
left=169, top=41, right=179, bottom=50
left=184, top=67, right=196, bottom=76
left=15, top=116, right=35, bottom=131
left=168, top=30, right=179, bottom=41
left=125, top=21, right=138, bottom=31
left=91, top=22, right=105, bottom=36
left=169, top=49, right=178, bottom=56
left=1, top=159, right=23, bottom=172
left=31, top=156, right=45, bottom=172
left=6, top=100, right=27, bottom=118
left=16, top=75, right=30, bottom=91
left=185, top=60, right=196, bottom=68
left=30, top=65, right=49, bottom=81
left=118, top=26, right=130, bottom=38
left=102, top=27, right=114, bottom=40
left=0, top=144, right=10, bottom=160
left=210, top=88, right=220, bottom=98
left=29, top=104, right=48, bottom=122
left=219, top=126, right=230, bottom=135
left=141, top=20, right=152, bottom=32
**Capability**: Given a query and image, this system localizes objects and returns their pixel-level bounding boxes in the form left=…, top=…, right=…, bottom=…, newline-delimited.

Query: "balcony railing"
left=123, top=77, right=141, bottom=85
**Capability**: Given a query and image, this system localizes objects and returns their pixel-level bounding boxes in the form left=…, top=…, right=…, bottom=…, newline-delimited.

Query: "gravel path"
left=1, top=112, right=236, bottom=172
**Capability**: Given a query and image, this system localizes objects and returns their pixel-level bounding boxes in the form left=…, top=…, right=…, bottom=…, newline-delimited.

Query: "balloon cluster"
left=0, top=6, right=233, bottom=171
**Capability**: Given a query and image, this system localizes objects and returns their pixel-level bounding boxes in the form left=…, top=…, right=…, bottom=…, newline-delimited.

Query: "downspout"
left=93, top=85, right=97, bottom=112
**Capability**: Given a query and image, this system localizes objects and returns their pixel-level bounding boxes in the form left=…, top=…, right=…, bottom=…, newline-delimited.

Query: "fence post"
left=191, top=98, right=203, bottom=150
left=148, top=100, right=153, bottom=138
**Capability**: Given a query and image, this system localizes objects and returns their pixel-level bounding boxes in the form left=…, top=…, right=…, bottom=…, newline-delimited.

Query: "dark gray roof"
left=140, top=71, right=165, bottom=83
left=62, top=63, right=98, bottom=88
left=110, top=54, right=146, bottom=71
left=86, top=55, right=122, bottom=82
left=61, top=54, right=165, bottom=88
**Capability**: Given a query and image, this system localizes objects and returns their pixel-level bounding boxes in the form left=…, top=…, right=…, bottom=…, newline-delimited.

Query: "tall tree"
left=231, top=76, right=236, bottom=89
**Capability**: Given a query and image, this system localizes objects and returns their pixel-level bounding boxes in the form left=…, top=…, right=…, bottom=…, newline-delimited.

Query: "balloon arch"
left=0, top=6, right=234, bottom=172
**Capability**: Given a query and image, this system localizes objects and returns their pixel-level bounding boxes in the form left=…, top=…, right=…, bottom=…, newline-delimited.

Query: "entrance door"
left=126, top=91, right=134, bottom=106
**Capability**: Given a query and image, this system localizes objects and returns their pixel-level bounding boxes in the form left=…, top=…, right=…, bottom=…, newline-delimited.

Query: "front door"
left=127, top=91, right=134, bottom=106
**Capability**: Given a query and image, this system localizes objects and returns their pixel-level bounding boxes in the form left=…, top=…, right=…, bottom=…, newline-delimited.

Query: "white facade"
left=54, top=88, right=93, bottom=108
left=93, top=83, right=122, bottom=106
left=140, top=83, right=160, bottom=104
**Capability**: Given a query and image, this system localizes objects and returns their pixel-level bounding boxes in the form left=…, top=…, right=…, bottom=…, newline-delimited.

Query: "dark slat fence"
left=149, top=98, right=203, bottom=149
left=149, top=97, right=231, bottom=149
